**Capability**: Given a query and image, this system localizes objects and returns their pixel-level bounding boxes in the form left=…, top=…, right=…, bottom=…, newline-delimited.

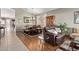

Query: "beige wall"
left=15, top=9, right=33, bottom=30
left=37, top=8, right=79, bottom=28
left=37, top=14, right=47, bottom=27
left=15, top=8, right=79, bottom=30
left=47, top=8, right=79, bottom=28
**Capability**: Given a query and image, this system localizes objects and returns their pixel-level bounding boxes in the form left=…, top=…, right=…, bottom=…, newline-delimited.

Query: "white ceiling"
left=22, top=8, right=58, bottom=15
left=24, top=8, right=57, bottom=15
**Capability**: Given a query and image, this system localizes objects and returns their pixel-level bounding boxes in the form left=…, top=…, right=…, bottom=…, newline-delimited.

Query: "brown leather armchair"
left=43, top=27, right=56, bottom=46
left=43, top=27, right=65, bottom=46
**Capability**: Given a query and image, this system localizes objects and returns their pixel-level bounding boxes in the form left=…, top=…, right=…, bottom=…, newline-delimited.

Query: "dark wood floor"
left=16, top=32, right=58, bottom=51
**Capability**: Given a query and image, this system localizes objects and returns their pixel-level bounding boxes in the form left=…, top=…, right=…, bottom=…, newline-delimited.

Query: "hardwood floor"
left=16, top=31, right=58, bottom=51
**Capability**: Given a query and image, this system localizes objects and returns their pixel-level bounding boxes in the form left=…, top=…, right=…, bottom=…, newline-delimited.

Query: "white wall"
left=0, top=8, right=1, bottom=17
left=1, top=8, right=15, bottom=18
left=0, top=8, right=15, bottom=26
left=47, top=8, right=79, bottom=28
left=0, top=9, right=1, bottom=25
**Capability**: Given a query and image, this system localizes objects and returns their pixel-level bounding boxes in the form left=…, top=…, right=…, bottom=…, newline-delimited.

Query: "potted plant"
left=59, top=23, right=69, bottom=35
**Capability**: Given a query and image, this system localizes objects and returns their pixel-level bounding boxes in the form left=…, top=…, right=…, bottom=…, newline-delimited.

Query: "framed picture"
left=74, top=11, right=79, bottom=24
left=24, top=17, right=30, bottom=23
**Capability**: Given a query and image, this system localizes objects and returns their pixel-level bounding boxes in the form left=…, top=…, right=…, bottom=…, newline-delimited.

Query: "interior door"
left=46, top=16, right=55, bottom=27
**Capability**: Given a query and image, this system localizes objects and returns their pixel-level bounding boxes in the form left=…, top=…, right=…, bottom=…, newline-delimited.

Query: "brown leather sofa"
left=24, top=25, right=42, bottom=36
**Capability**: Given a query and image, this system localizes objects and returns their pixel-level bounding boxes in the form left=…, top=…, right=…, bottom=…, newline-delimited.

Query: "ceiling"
left=22, top=8, right=58, bottom=15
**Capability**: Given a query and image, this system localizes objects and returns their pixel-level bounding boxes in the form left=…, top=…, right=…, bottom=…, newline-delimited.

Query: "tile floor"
left=0, top=29, right=28, bottom=51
